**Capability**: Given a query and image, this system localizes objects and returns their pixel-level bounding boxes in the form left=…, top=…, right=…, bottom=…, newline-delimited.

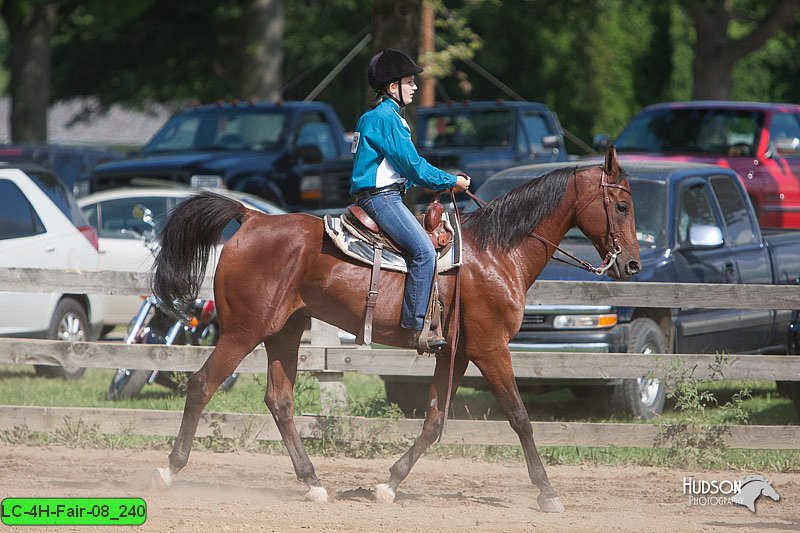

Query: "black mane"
left=461, top=166, right=576, bottom=250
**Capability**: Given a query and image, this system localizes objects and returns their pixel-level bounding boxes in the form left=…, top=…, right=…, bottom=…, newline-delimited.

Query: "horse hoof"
left=538, top=495, right=564, bottom=513
left=151, top=467, right=173, bottom=489
left=305, top=486, right=329, bottom=503
left=375, top=483, right=396, bottom=503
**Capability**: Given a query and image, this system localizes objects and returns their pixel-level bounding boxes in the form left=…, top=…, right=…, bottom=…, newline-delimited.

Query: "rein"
left=463, top=169, right=631, bottom=276
left=439, top=189, right=462, bottom=442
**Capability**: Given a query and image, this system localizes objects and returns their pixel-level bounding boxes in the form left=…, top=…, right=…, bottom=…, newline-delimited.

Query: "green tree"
left=684, top=0, right=800, bottom=100
left=1, top=0, right=57, bottom=142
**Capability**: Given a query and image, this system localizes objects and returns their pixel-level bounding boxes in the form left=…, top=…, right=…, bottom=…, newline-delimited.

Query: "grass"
left=2, top=364, right=800, bottom=471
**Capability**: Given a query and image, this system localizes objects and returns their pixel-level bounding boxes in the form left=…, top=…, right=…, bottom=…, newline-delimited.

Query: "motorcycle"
left=107, top=205, right=238, bottom=400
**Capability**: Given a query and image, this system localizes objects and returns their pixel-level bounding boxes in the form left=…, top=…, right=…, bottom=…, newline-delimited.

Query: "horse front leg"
left=153, top=332, right=258, bottom=488
left=263, top=313, right=328, bottom=502
left=375, top=351, right=469, bottom=503
left=473, top=349, right=564, bottom=513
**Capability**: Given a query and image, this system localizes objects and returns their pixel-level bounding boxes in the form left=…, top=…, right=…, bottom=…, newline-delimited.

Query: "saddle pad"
left=324, top=210, right=462, bottom=273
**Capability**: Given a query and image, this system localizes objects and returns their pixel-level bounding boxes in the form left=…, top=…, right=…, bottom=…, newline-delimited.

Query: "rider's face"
left=391, top=76, right=417, bottom=104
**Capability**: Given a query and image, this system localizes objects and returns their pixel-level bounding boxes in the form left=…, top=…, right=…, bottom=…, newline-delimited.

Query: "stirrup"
left=417, top=275, right=445, bottom=355
left=418, top=330, right=447, bottom=355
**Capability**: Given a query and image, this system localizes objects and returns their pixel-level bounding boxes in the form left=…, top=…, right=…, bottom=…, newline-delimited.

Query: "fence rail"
left=3, top=267, right=800, bottom=308
left=2, top=405, right=799, bottom=449
left=2, top=266, right=799, bottom=450
left=2, top=338, right=800, bottom=381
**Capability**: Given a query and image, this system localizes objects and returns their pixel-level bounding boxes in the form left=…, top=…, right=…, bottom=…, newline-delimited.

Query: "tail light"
left=199, top=300, right=216, bottom=322
left=78, top=225, right=99, bottom=251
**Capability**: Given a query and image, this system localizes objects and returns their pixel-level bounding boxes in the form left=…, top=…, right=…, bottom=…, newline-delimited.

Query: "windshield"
left=616, top=108, right=764, bottom=156
left=420, top=109, right=513, bottom=149
left=144, top=108, right=288, bottom=153
left=471, top=176, right=666, bottom=248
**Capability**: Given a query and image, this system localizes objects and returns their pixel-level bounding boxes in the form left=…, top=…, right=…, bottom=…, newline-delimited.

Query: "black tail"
left=152, top=191, right=244, bottom=314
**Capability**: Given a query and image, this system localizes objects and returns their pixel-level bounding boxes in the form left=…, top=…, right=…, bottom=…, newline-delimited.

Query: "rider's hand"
left=454, top=173, right=471, bottom=193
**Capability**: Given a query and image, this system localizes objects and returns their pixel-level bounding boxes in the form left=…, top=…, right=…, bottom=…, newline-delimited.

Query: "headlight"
left=190, top=174, right=225, bottom=189
left=552, top=314, right=617, bottom=329
left=300, top=175, right=322, bottom=201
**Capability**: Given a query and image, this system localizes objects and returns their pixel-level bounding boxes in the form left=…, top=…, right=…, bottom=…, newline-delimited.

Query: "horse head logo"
left=730, top=476, right=780, bottom=513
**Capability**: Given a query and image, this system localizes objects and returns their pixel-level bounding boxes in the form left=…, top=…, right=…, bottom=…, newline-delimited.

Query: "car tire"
left=34, top=298, right=89, bottom=380
left=383, top=379, right=430, bottom=418
left=608, top=318, right=667, bottom=419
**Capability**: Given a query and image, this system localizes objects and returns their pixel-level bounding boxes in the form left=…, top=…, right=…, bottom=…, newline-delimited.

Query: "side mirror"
left=291, top=144, right=323, bottom=164
left=593, top=134, right=611, bottom=152
left=688, top=224, right=723, bottom=248
left=774, top=137, right=800, bottom=155
left=542, top=135, right=561, bottom=149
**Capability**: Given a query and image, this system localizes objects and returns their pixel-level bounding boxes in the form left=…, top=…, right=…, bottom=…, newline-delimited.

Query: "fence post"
left=310, top=319, right=348, bottom=415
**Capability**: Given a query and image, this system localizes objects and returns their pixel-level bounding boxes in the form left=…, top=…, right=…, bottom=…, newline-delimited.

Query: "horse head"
left=573, top=145, right=641, bottom=280
left=761, top=480, right=780, bottom=502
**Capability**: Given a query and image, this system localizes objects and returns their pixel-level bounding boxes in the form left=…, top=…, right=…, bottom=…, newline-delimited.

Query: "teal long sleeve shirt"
left=349, top=98, right=458, bottom=195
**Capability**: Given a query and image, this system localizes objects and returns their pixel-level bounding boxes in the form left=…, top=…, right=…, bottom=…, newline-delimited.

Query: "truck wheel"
left=383, top=379, right=430, bottom=418
left=609, top=318, right=666, bottom=419
left=776, top=381, right=794, bottom=398
left=791, top=384, right=800, bottom=418
left=34, top=298, right=88, bottom=380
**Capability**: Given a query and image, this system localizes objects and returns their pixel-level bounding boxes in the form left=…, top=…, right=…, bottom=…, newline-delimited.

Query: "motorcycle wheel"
left=220, top=373, right=239, bottom=391
left=107, top=369, right=151, bottom=400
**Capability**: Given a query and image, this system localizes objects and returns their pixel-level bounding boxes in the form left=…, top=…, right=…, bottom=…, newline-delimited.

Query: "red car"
left=605, top=101, right=800, bottom=229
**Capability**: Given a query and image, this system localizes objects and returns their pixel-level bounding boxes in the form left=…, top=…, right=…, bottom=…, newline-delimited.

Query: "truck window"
left=770, top=112, right=800, bottom=156
left=709, top=176, right=757, bottom=245
left=294, top=113, right=338, bottom=159
left=617, top=108, right=763, bottom=156
left=421, top=109, right=512, bottom=148
left=519, top=111, right=554, bottom=152
left=144, top=110, right=287, bottom=153
left=678, top=183, right=719, bottom=245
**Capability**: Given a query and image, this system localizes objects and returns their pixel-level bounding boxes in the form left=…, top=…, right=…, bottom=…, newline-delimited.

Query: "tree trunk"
left=371, top=0, right=423, bottom=71
left=1, top=1, right=57, bottom=143
left=240, top=0, right=284, bottom=101
left=690, top=0, right=800, bottom=100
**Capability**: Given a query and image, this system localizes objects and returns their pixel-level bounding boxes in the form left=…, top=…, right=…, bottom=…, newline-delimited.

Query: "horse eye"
left=617, top=202, right=629, bottom=214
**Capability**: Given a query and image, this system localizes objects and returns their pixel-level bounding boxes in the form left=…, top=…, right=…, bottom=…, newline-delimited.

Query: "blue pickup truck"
left=88, top=101, right=354, bottom=213
left=470, top=159, right=800, bottom=418
left=415, top=100, right=569, bottom=192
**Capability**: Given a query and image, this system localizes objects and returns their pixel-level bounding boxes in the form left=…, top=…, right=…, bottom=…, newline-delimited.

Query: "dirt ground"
left=0, top=444, right=798, bottom=533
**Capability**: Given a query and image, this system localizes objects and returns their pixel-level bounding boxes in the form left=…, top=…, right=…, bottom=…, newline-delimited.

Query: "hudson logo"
left=682, top=476, right=780, bottom=512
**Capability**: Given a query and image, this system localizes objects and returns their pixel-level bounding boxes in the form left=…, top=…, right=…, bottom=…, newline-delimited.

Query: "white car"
left=78, top=186, right=287, bottom=332
left=0, top=164, right=105, bottom=378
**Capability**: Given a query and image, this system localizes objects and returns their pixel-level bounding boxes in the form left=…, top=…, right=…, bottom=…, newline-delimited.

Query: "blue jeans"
left=357, top=188, right=435, bottom=330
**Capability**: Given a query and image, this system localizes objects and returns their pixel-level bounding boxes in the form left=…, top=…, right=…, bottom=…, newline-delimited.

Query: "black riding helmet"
left=368, top=48, right=423, bottom=107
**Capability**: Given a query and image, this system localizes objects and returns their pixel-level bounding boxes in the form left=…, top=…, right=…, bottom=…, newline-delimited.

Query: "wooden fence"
left=1, top=267, right=800, bottom=450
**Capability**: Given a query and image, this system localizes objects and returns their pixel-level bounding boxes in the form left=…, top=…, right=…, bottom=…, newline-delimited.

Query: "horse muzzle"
left=624, top=259, right=641, bottom=277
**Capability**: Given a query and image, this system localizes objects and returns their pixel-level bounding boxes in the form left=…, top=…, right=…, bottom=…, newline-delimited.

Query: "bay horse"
left=149, top=146, right=640, bottom=513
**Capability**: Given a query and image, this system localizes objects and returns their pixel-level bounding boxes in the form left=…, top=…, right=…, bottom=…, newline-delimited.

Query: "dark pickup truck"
left=480, top=159, right=800, bottom=418
left=89, top=101, right=354, bottom=213
left=414, top=100, right=569, bottom=193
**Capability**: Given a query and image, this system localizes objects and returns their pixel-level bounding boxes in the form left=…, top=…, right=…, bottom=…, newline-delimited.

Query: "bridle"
left=440, top=168, right=631, bottom=439
left=464, top=168, right=632, bottom=276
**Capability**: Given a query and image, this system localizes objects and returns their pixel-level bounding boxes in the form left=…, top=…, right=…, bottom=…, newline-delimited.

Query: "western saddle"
left=344, top=193, right=453, bottom=353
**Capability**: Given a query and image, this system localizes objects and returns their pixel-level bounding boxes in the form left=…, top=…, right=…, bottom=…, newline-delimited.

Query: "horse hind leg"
left=376, top=351, right=470, bottom=503
left=152, top=331, right=259, bottom=488
left=474, top=352, right=564, bottom=513
left=262, top=312, right=329, bottom=502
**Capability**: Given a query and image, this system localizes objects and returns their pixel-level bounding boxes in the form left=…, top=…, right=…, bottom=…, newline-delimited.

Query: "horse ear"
left=604, top=144, right=620, bottom=181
